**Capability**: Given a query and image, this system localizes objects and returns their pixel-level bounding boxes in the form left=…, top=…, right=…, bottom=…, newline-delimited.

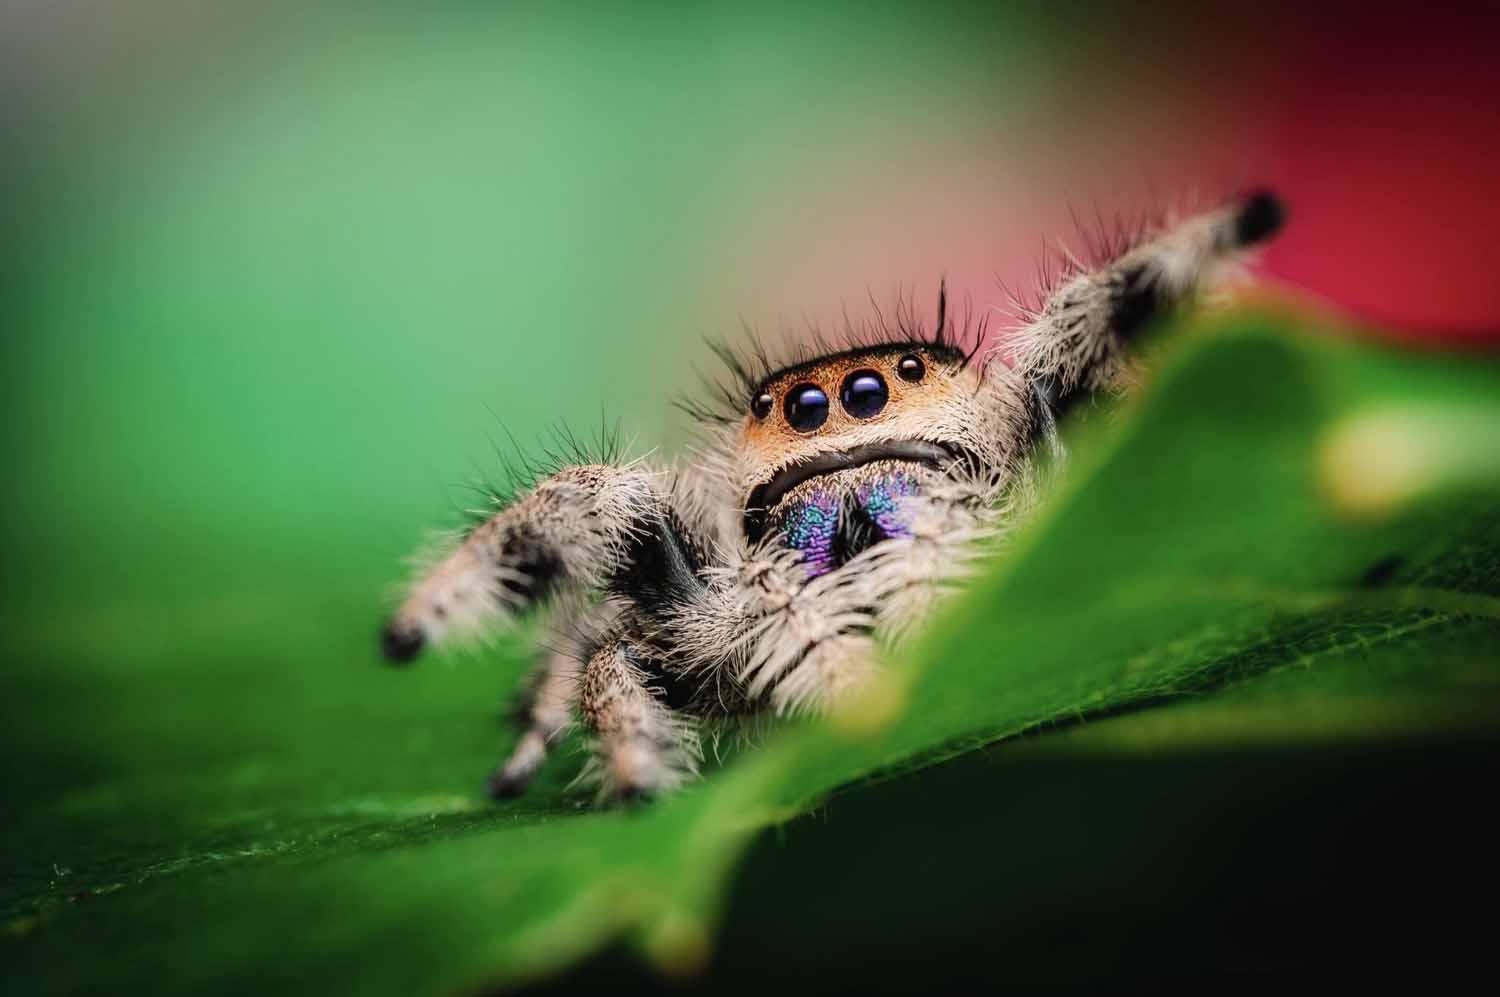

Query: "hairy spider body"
left=381, top=192, right=1286, bottom=800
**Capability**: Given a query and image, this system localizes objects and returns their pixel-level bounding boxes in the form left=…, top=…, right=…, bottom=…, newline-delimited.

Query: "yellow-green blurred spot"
left=642, top=908, right=713, bottom=979
left=829, top=669, right=910, bottom=738
left=1320, top=402, right=1500, bottom=520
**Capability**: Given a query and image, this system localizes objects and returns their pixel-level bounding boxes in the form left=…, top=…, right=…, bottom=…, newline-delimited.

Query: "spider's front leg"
left=380, top=463, right=656, bottom=661
left=384, top=456, right=716, bottom=798
left=381, top=461, right=687, bottom=797
left=1006, top=190, right=1286, bottom=418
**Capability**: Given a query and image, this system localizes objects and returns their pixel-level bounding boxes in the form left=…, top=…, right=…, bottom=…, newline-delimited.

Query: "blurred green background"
left=4, top=1, right=1063, bottom=610
left=3, top=2, right=1498, bottom=992
left=5, top=0, right=1496, bottom=605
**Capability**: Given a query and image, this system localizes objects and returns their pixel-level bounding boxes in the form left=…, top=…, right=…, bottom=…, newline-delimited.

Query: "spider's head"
left=735, top=341, right=986, bottom=574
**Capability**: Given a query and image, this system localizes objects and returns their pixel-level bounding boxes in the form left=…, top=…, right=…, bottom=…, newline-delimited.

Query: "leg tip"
left=611, top=783, right=655, bottom=807
left=486, top=772, right=530, bottom=800
left=1235, top=189, right=1286, bottom=247
left=489, top=731, right=547, bottom=799
left=379, top=621, right=425, bottom=664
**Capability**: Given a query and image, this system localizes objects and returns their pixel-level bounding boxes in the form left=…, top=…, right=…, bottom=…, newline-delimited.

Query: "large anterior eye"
left=840, top=369, right=888, bottom=419
left=784, top=384, right=829, bottom=432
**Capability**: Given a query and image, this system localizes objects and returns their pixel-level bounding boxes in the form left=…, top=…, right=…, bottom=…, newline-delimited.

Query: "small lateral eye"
left=750, top=391, right=774, bottom=420
left=784, top=384, right=829, bottom=432
left=897, top=354, right=925, bottom=382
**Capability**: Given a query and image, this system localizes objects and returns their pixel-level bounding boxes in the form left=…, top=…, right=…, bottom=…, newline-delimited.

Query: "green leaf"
left=3, top=311, right=1497, bottom=994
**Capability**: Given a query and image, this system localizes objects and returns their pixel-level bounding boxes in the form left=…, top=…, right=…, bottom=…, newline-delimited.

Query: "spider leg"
left=486, top=600, right=607, bottom=799
left=380, top=462, right=659, bottom=662
left=1004, top=190, right=1285, bottom=418
left=578, top=636, right=699, bottom=801
left=384, top=453, right=716, bottom=799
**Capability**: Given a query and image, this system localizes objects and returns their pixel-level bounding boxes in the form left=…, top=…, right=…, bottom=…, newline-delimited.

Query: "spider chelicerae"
left=380, top=190, right=1286, bottom=800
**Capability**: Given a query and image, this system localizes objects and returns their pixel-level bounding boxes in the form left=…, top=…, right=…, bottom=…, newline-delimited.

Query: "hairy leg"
left=577, top=637, right=699, bottom=800
left=380, top=462, right=659, bottom=662
left=1004, top=190, right=1286, bottom=417
left=488, top=645, right=578, bottom=798
left=488, top=598, right=626, bottom=798
left=484, top=609, right=590, bottom=799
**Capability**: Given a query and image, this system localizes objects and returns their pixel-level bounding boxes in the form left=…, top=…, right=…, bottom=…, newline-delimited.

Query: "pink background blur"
left=711, top=6, right=1500, bottom=345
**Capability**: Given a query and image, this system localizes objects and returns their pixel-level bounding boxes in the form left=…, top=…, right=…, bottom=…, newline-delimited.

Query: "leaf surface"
left=3, top=312, right=1497, bottom=994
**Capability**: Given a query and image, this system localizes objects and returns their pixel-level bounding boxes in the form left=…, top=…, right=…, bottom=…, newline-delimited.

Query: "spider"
left=380, top=191, right=1285, bottom=800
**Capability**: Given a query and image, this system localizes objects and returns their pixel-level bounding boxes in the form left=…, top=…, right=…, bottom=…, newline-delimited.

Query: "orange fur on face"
left=736, top=346, right=983, bottom=492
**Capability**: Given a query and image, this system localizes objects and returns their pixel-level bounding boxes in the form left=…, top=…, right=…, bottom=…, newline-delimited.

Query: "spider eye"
left=897, top=354, right=925, bottom=382
left=750, top=392, right=774, bottom=420
left=784, top=384, right=829, bottom=432
left=840, top=369, right=888, bottom=419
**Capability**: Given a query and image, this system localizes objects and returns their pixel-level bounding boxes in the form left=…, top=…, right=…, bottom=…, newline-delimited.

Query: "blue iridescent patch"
left=780, top=489, right=840, bottom=577
left=779, top=470, right=920, bottom=578
left=856, top=471, right=919, bottom=540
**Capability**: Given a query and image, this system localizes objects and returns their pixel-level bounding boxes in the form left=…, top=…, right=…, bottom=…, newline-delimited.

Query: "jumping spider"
left=380, top=191, right=1286, bottom=800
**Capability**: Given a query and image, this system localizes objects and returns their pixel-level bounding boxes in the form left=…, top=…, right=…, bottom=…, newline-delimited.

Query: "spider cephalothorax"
left=737, top=339, right=995, bottom=571
left=380, top=191, right=1285, bottom=800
